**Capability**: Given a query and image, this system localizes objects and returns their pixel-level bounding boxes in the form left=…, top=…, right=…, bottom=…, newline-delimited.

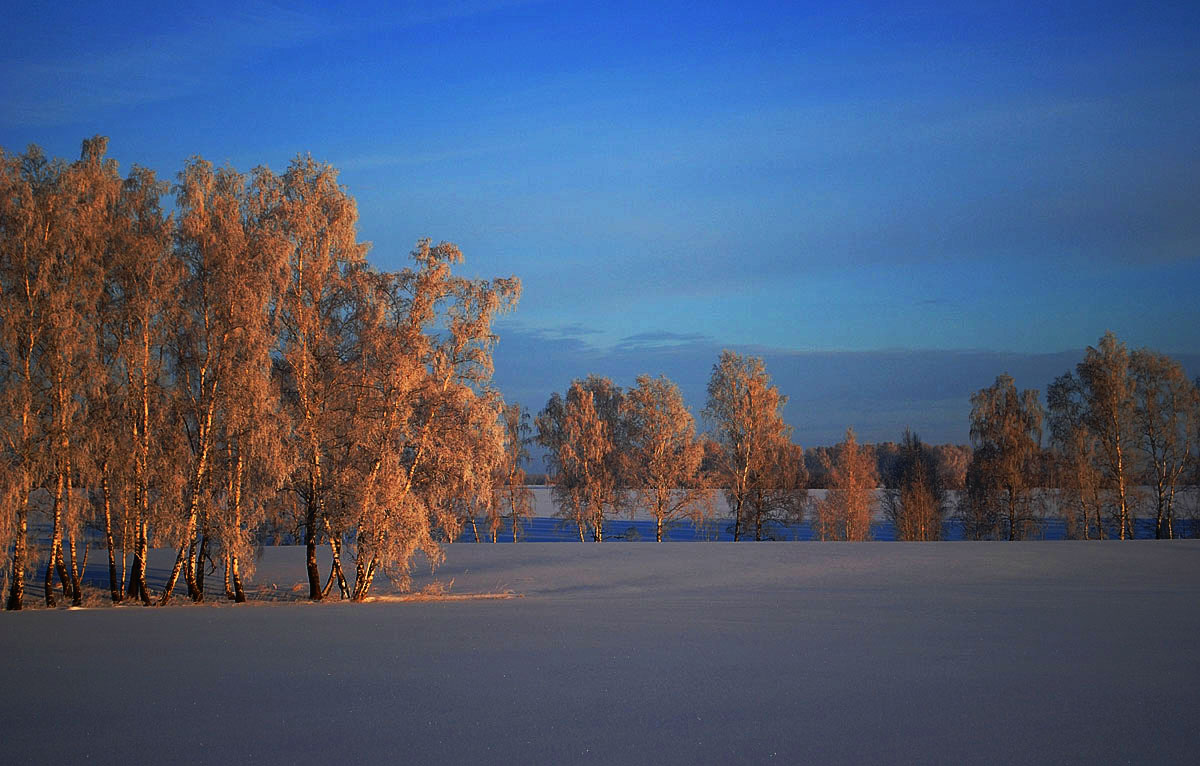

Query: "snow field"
left=2, top=541, right=1198, bottom=764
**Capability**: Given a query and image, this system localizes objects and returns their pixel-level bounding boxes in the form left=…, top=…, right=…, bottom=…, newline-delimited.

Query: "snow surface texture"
left=2, top=542, right=1199, bottom=764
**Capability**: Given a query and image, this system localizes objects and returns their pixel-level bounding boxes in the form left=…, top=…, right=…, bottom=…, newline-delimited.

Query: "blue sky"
left=3, top=1, right=1198, bottom=444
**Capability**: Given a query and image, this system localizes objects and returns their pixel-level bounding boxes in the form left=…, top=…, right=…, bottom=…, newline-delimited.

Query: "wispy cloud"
left=542, top=322, right=605, bottom=339
left=496, top=320, right=605, bottom=340
left=0, top=0, right=536, bottom=127
left=0, top=5, right=327, bottom=125
left=617, top=330, right=712, bottom=348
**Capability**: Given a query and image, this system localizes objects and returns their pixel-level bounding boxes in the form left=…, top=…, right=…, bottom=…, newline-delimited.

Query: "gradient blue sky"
left=3, top=1, right=1198, bottom=444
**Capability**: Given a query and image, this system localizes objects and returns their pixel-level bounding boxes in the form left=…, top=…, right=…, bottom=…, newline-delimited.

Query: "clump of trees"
left=0, top=138, right=519, bottom=609
left=1045, top=332, right=1198, bottom=539
left=963, top=375, right=1044, bottom=540
left=882, top=430, right=945, bottom=540
left=812, top=427, right=876, bottom=541
left=962, top=331, right=1198, bottom=541
left=536, top=353, right=810, bottom=543
left=537, top=374, right=714, bottom=541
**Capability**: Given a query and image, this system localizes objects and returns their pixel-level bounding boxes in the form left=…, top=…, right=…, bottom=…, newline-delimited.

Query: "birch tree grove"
left=0, top=138, right=519, bottom=608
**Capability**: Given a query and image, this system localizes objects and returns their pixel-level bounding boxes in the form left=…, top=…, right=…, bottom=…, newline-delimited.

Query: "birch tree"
left=554, top=381, right=617, bottom=542
left=345, top=243, right=517, bottom=598
left=106, top=165, right=181, bottom=603
left=703, top=351, right=790, bottom=541
left=744, top=437, right=806, bottom=540
left=536, top=391, right=583, bottom=539
left=1130, top=349, right=1197, bottom=539
left=1046, top=372, right=1106, bottom=539
left=196, top=162, right=293, bottom=602
left=37, top=138, right=119, bottom=605
left=159, top=158, right=290, bottom=603
left=813, top=427, right=876, bottom=541
left=0, top=145, right=57, bottom=610
left=623, top=375, right=710, bottom=542
left=883, top=430, right=944, bottom=540
left=492, top=403, right=534, bottom=542
left=1076, top=332, right=1139, bottom=539
left=269, top=155, right=367, bottom=600
left=538, top=376, right=626, bottom=542
left=967, top=375, right=1044, bottom=541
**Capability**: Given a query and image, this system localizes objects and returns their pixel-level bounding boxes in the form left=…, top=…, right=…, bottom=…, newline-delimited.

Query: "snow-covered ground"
left=3, top=541, right=1199, bottom=764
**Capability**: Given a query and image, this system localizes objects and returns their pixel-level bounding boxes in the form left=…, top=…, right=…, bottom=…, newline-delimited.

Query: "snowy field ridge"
left=3, top=541, right=1199, bottom=764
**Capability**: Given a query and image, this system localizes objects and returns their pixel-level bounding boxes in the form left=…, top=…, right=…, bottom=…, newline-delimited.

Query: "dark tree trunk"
left=159, top=541, right=188, bottom=606
left=223, top=555, right=235, bottom=600
left=101, top=469, right=120, bottom=603
left=66, top=530, right=84, bottom=606
left=1155, top=491, right=1165, bottom=539
left=6, top=506, right=28, bottom=610
left=231, top=555, right=246, bottom=603
left=163, top=474, right=204, bottom=605
left=126, top=534, right=142, bottom=602
left=44, top=557, right=57, bottom=608
left=63, top=464, right=83, bottom=605
left=127, top=517, right=151, bottom=605
left=45, top=471, right=65, bottom=606
left=323, top=525, right=350, bottom=600
left=305, top=492, right=322, bottom=601
left=1008, top=488, right=1017, bottom=542
left=183, top=534, right=198, bottom=601
left=193, top=532, right=210, bottom=602
left=732, top=497, right=743, bottom=542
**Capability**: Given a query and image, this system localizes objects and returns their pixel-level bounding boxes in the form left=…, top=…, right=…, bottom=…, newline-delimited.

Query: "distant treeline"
left=533, top=333, right=1198, bottom=544
left=2, top=139, right=1197, bottom=612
